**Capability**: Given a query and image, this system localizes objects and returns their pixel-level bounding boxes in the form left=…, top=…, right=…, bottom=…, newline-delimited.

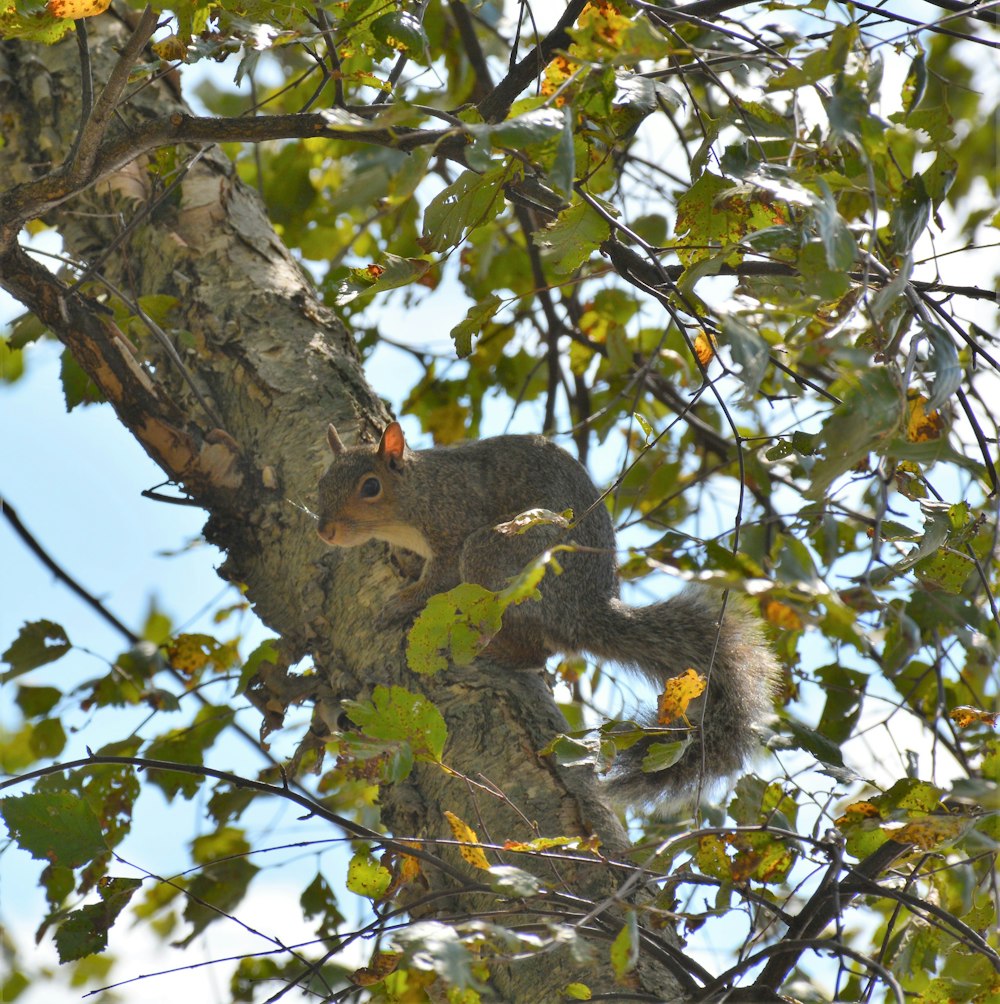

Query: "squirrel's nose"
left=317, top=522, right=337, bottom=545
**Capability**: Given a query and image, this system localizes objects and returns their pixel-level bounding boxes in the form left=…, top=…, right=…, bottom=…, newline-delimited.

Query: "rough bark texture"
left=0, top=14, right=681, bottom=1000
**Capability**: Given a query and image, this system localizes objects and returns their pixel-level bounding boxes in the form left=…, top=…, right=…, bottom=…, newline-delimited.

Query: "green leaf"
left=1, top=971, right=28, bottom=1001
left=237, top=637, right=281, bottom=695
left=816, top=665, right=867, bottom=746
left=549, top=109, right=575, bottom=197
left=814, top=180, right=856, bottom=270
left=767, top=23, right=855, bottom=90
left=344, top=685, right=447, bottom=763
left=532, top=200, right=612, bottom=276
left=890, top=173, right=931, bottom=255
left=15, top=684, right=61, bottom=718
left=539, top=733, right=603, bottom=769
left=633, top=413, right=653, bottom=444
left=2, top=620, right=71, bottom=682
left=335, top=254, right=432, bottom=306
left=407, top=583, right=505, bottom=675
left=450, top=294, right=504, bottom=358
left=483, top=107, right=566, bottom=148
left=640, top=739, right=689, bottom=774
left=610, top=912, right=638, bottom=980
left=875, top=778, right=944, bottom=815
left=420, top=166, right=508, bottom=254
left=370, top=11, right=429, bottom=61
left=924, top=323, right=961, bottom=409
left=807, top=368, right=902, bottom=500
left=488, top=865, right=543, bottom=897
left=28, top=717, right=66, bottom=759
left=392, top=920, right=484, bottom=990
left=1, top=792, right=105, bottom=868
left=346, top=850, right=392, bottom=899
left=406, top=546, right=558, bottom=675
left=900, top=49, right=926, bottom=119
left=0, top=8, right=73, bottom=44
left=179, top=855, right=259, bottom=945
left=60, top=348, right=104, bottom=410
left=721, top=314, right=770, bottom=401
left=54, top=878, right=142, bottom=962
left=672, top=172, right=744, bottom=267
left=134, top=294, right=180, bottom=328
left=0, top=335, right=24, bottom=383
left=301, top=872, right=344, bottom=935
left=145, top=705, right=235, bottom=800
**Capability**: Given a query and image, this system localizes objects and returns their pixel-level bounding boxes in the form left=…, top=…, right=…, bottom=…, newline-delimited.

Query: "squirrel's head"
left=316, top=421, right=411, bottom=550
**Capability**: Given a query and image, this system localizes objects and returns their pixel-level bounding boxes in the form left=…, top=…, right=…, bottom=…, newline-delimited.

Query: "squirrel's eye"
left=359, top=477, right=381, bottom=499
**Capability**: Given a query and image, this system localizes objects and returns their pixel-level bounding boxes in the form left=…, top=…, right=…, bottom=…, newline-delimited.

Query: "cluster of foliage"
left=2, top=0, right=998, bottom=1001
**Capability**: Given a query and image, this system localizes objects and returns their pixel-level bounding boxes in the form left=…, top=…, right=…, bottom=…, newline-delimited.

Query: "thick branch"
left=0, top=243, right=246, bottom=501
left=476, top=0, right=590, bottom=123
left=0, top=111, right=462, bottom=229
left=749, top=839, right=913, bottom=995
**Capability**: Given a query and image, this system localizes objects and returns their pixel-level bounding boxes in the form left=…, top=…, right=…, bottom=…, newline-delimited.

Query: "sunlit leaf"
left=344, top=685, right=447, bottom=763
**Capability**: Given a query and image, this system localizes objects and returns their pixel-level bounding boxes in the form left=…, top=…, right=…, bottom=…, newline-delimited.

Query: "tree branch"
left=0, top=244, right=245, bottom=501
left=0, top=754, right=481, bottom=887
left=0, top=111, right=463, bottom=229
left=448, top=0, right=494, bottom=103
left=922, top=0, right=1000, bottom=26
left=476, top=0, right=589, bottom=123
left=750, top=838, right=913, bottom=995
left=62, top=5, right=160, bottom=183
left=0, top=494, right=139, bottom=644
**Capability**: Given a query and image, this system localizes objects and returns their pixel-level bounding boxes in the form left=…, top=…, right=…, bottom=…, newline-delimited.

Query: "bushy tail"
left=569, top=588, right=781, bottom=807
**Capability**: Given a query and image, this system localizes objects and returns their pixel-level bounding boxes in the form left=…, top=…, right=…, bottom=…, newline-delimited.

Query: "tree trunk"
left=0, top=14, right=680, bottom=1000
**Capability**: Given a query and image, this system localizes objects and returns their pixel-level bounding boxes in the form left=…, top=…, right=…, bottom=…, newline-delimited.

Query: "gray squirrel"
left=317, top=420, right=780, bottom=805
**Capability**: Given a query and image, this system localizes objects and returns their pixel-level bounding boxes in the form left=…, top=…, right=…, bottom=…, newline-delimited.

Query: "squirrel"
left=317, top=420, right=780, bottom=806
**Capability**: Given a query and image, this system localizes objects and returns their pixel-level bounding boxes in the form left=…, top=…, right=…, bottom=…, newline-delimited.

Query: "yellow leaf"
left=540, top=54, right=578, bottom=105
left=503, top=835, right=601, bottom=854
left=151, top=35, right=188, bottom=62
left=444, top=811, right=492, bottom=870
left=835, top=801, right=880, bottom=826
left=351, top=951, right=401, bottom=986
left=763, top=599, right=802, bottom=630
left=949, top=705, right=999, bottom=729
left=884, top=815, right=967, bottom=850
left=906, top=392, right=944, bottom=442
left=47, top=0, right=112, bottom=18
left=693, top=330, right=716, bottom=366
left=381, top=841, right=424, bottom=899
left=165, top=634, right=210, bottom=675
left=396, top=841, right=424, bottom=883
left=656, top=667, right=706, bottom=725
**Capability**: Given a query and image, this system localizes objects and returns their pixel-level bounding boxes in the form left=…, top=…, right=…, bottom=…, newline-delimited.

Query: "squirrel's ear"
left=379, top=421, right=406, bottom=462
left=327, top=424, right=346, bottom=455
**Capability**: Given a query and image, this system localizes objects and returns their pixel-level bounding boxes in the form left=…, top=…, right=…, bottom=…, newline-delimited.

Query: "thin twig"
left=1, top=494, right=139, bottom=644
left=63, top=5, right=161, bottom=185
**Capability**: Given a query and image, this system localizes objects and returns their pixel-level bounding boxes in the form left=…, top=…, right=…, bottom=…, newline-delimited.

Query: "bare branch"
left=0, top=495, right=139, bottom=644
left=62, top=5, right=160, bottom=184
